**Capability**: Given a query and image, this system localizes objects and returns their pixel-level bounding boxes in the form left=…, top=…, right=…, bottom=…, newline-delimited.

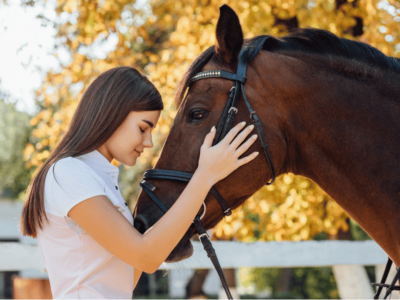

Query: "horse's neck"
left=258, top=55, right=400, bottom=264
left=284, top=70, right=400, bottom=199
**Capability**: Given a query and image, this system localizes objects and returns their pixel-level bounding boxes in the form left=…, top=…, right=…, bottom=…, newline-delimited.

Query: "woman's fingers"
left=202, top=126, right=216, bottom=148
left=220, top=121, right=246, bottom=145
left=197, top=121, right=261, bottom=186
left=237, top=151, right=259, bottom=167
left=229, top=124, right=255, bottom=149
left=235, top=133, right=258, bottom=156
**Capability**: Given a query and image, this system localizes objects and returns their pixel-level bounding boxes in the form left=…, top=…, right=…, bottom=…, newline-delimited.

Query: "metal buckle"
left=198, top=232, right=210, bottom=241
left=224, top=208, right=232, bottom=216
left=140, top=180, right=156, bottom=192
left=228, top=107, right=238, bottom=114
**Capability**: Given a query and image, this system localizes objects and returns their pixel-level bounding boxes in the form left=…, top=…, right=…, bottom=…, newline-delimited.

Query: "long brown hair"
left=21, top=66, right=163, bottom=237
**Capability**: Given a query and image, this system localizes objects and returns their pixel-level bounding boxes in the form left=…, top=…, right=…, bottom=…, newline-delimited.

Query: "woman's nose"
left=143, top=137, right=153, bottom=148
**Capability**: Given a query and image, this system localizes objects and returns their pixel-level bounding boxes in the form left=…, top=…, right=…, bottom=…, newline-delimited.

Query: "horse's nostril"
left=133, top=215, right=149, bottom=234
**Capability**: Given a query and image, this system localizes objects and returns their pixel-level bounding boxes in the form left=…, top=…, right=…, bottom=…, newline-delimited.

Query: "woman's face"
left=98, top=110, right=161, bottom=166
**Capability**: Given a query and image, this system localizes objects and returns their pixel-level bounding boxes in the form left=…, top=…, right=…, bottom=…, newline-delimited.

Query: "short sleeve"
left=45, top=157, right=107, bottom=217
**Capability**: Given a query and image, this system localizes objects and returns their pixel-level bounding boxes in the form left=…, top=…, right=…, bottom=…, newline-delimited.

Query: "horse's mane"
left=175, top=28, right=400, bottom=106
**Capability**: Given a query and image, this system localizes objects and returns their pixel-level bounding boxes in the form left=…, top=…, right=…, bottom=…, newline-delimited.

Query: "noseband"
left=139, top=38, right=275, bottom=299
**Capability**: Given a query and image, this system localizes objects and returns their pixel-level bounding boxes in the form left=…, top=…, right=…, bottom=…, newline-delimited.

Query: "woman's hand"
left=196, top=121, right=259, bottom=186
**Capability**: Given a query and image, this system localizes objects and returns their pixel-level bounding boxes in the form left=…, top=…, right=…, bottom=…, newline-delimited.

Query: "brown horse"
left=133, top=5, right=400, bottom=268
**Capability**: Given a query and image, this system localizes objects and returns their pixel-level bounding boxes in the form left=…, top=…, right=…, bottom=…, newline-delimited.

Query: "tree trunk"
left=185, top=269, right=209, bottom=299
left=276, top=268, right=292, bottom=293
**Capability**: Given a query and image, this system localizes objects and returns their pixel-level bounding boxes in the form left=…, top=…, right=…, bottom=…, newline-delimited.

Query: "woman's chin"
left=165, top=235, right=194, bottom=263
left=119, top=156, right=136, bottom=167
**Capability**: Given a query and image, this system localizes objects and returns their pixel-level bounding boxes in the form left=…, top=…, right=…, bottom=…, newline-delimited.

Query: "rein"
left=373, top=258, right=400, bottom=299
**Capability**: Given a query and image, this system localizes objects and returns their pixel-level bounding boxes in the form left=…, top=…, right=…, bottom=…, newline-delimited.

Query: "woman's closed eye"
left=139, top=127, right=145, bottom=133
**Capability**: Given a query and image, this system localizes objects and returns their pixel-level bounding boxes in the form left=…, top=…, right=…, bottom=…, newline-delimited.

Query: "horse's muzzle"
left=133, top=214, right=149, bottom=234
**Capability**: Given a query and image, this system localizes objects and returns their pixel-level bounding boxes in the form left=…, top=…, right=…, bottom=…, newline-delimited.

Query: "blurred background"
left=0, top=0, right=399, bottom=298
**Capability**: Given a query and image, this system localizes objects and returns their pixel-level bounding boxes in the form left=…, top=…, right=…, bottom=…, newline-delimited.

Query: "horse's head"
left=134, top=5, right=287, bottom=262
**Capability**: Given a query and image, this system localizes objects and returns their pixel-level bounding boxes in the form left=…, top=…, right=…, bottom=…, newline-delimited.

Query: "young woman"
left=20, top=66, right=258, bottom=299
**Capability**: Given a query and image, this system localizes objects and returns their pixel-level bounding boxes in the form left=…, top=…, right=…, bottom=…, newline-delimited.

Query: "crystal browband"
left=190, top=70, right=246, bottom=84
left=191, top=70, right=222, bottom=82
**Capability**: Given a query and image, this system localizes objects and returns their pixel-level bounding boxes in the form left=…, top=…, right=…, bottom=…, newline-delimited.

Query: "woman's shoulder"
left=51, top=156, right=92, bottom=173
left=44, top=156, right=107, bottom=217
left=49, top=156, right=102, bottom=181
left=47, top=156, right=106, bottom=189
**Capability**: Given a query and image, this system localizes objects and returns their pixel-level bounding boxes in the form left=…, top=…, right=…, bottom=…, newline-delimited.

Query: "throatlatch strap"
left=241, top=84, right=276, bottom=185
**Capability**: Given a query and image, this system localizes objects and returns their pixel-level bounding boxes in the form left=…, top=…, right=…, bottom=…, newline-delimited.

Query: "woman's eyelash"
left=139, top=127, right=145, bottom=133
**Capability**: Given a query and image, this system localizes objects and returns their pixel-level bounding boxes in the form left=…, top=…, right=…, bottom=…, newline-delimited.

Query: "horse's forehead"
left=203, top=60, right=235, bottom=73
left=181, top=84, right=228, bottom=114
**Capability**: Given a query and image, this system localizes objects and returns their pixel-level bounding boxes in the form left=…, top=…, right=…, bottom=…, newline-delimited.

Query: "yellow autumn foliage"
left=214, top=174, right=349, bottom=241
left=25, top=0, right=399, bottom=240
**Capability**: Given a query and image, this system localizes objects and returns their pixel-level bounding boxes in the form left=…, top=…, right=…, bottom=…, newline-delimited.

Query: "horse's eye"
left=189, top=110, right=208, bottom=121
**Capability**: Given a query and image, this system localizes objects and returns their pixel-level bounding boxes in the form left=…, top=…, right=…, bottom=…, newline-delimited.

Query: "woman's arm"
left=67, top=167, right=219, bottom=273
left=68, top=123, right=258, bottom=273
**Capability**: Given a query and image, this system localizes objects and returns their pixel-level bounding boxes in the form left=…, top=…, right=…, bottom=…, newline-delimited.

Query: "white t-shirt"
left=37, top=150, right=134, bottom=299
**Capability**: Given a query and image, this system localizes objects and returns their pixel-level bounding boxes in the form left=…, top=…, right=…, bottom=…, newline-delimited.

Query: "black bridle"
left=139, top=37, right=400, bottom=299
left=140, top=38, right=275, bottom=299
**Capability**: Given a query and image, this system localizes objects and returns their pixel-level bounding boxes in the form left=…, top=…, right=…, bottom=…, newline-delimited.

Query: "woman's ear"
left=215, top=5, right=244, bottom=65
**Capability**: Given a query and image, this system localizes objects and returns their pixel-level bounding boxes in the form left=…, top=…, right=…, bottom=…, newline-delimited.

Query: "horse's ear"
left=215, top=5, right=244, bottom=65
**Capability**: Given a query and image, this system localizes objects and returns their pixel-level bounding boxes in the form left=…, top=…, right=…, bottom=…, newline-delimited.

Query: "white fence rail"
left=0, top=240, right=388, bottom=271
left=171, top=240, right=388, bottom=269
left=0, top=200, right=397, bottom=299
left=0, top=199, right=388, bottom=270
